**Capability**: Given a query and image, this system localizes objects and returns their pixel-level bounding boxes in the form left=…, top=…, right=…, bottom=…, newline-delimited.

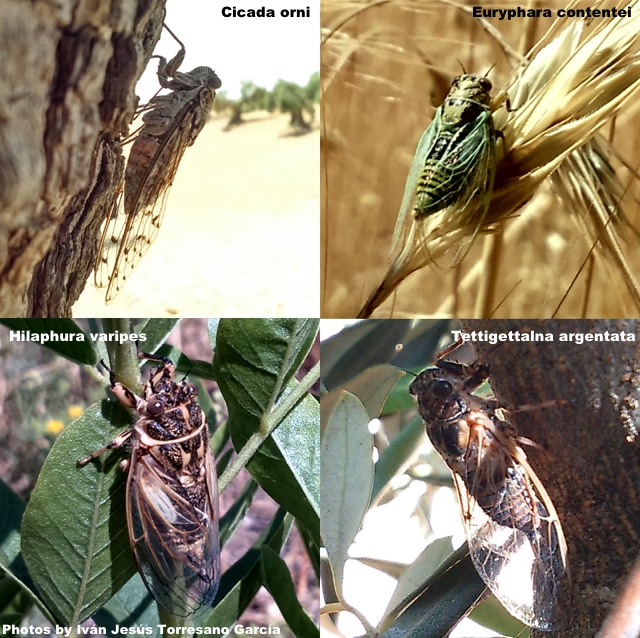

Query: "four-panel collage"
left=1, top=1, right=640, bottom=637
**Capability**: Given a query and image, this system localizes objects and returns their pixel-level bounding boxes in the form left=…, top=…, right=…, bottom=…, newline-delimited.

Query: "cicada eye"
left=188, top=384, right=198, bottom=397
left=480, top=77, right=492, bottom=91
left=431, top=379, right=453, bottom=397
left=147, top=396, right=165, bottom=416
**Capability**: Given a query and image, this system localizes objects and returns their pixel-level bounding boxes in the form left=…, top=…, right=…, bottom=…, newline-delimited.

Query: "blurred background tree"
left=213, top=73, right=319, bottom=132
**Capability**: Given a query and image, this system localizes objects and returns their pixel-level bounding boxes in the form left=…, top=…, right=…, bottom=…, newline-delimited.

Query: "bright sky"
left=136, top=0, right=320, bottom=101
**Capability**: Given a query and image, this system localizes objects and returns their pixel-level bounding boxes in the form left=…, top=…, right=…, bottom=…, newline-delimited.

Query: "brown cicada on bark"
left=78, top=350, right=221, bottom=618
left=95, top=24, right=222, bottom=302
left=409, top=340, right=568, bottom=630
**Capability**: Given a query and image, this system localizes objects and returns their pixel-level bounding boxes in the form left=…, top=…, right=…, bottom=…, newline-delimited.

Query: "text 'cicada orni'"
left=95, top=24, right=222, bottom=302
left=408, top=340, right=568, bottom=630
left=78, top=350, right=220, bottom=618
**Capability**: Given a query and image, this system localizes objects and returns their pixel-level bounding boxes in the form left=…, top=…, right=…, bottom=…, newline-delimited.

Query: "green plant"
left=0, top=318, right=320, bottom=637
left=320, top=319, right=529, bottom=637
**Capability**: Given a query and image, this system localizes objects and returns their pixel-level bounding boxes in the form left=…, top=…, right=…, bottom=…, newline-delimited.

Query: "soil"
left=73, top=111, right=319, bottom=318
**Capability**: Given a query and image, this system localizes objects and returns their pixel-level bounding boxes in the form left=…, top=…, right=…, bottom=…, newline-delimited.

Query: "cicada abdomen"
left=412, top=74, right=497, bottom=220
left=409, top=347, right=568, bottom=630
left=95, top=24, right=222, bottom=302
left=78, top=351, right=221, bottom=618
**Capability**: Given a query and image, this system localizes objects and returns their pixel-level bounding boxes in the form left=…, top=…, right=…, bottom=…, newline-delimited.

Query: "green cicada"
left=409, top=74, right=498, bottom=220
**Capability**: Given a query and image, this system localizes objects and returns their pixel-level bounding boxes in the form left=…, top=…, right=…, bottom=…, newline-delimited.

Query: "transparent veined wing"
left=127, top=444, right=221, bottom=618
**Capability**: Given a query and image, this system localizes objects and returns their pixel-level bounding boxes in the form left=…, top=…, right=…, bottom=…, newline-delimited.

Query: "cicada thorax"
left=139, top=382, right=206, bottom=473
left=413, top=74, right=497, bottom=220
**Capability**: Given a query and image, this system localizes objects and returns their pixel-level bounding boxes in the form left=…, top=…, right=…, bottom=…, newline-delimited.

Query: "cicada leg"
left=151, top=23, right=205, bottom=91
left=135, top=344, right=173, bottom=368
left=156, top=23, right=186, bottom=80
left=77, top=428, right=134, bottom=467
left=76, top=359, right=139, bottom=467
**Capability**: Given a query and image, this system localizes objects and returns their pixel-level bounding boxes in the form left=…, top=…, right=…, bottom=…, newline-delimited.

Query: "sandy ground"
left=73, top=112, right=319, bottom=318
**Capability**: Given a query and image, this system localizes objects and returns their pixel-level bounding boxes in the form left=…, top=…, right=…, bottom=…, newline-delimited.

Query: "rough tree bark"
left=465, top=319, right=640, bottom=637
left=0, top=0, right=167, bottom=317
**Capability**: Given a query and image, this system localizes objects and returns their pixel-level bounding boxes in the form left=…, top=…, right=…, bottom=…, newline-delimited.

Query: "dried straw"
left=322, top=0, right=640, bottom=318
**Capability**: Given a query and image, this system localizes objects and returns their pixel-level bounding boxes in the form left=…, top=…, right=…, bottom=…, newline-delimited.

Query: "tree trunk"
left=464, top=319, right=640, bottom=637
left=0, top=0, right=167, bottom=316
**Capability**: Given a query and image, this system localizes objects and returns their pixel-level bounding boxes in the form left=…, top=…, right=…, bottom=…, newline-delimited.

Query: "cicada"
left=411, top=74, right=498, bottom=220
left=408, top=342, right=568, bottom=630
left=95, top=24, right=222, bottom=302
left=78, top=350, right=221, bottom=618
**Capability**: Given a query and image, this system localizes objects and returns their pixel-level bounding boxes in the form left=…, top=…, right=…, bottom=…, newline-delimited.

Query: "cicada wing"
left=391, top=106, right=444, bottom=246
left=127, top=447, right=221, bottom=618
left=412, top=110, right=495, bottom=218
left=94, top=184, right=125, bottom=293
left=449, top=112, right=498, bottom=264
left=453, top=472, right=566, bottom=630
left=97, top=139, right=180, bottom=302
left=454, top=111, right=496, bottom=208
left=94, top=173, right=173, bottom=303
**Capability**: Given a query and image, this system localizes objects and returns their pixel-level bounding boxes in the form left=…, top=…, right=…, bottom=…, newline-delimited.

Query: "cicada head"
left=409, top=368, right=470, bottom=423
left=441, top=74, right=493, bottom=125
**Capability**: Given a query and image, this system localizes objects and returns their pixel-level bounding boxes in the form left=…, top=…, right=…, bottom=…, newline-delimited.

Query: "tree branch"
left=0, top=0, right=167, bottom=316
left=465, top=319, right=640, bottom=637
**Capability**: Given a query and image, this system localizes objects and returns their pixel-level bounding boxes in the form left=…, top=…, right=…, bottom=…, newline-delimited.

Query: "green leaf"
left=210, top=420, right=230, bottom=459
left=92, top=572, right=160, bottom=635
left=214, top=319, right=318, bottom=418
left=0, top=575, right=22, bottom=614
left=470, top=593, right=528, bottom=636
left=372, top=415, right=426, bottom=501
left=296, top=520, right=319, bottom=579
left=379, top=545, right=485, bottom=638
left=320, top=320, right=412, bottom=390
left=344, top=364, right=405, bottom=419
left=391, top=319, right=455, bottom=371
left=381, top=537, right=454, bottom=621
left=155, top=345, right=217, bottom=380
left=0, top=319, right=96, bottom=366
left=21, top=402, right=136, bottom=625
left=321, top=320, right=455, bottom=392
left=202, top=509, right=293, bottom=629
left=219, top=479, right=260, bottom=546
left=207, top=320, right=220, bottom=346
left=0, top=480, right=46, bottom=619
left=320, top=391, right=374, bottom=590
left=136, top=319, right=181, bottom=353
left=214, top=319, right=319, bottom=541
left=0, top=479, right=28, bottom=584
left=260, top=546, right=319, bottom=638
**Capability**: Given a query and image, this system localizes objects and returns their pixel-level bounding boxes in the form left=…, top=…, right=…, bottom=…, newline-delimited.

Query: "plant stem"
left=218, top=360, right=319, bottom=493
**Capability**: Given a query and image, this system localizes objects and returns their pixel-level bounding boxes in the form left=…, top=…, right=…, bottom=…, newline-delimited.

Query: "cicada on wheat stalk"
left=412, top=74, right=498, bottom=221
left=95, top=24, right=222, bottom=302
left=78, top=350, right=221, bottom=619
left=398, top=72, right=509, bottom=262
left=358, top=72, right=508, bottom=318
left=409, top=341, right=568, bottom=630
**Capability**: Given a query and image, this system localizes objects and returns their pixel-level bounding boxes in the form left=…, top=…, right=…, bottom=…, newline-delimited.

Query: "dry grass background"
left=321, top=0, right=640, bottom=318
left=73, top=112, right=320, bottom=318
